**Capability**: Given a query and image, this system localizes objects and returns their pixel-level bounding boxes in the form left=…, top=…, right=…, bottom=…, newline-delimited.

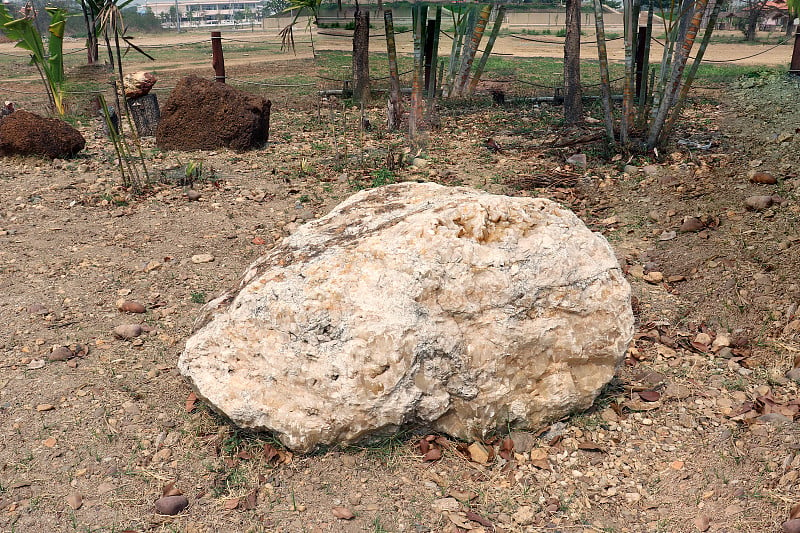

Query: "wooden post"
left=211, top=31, right=225, bottom=83
left=384, top=9, right=402, bottom=130
left=790, top=30, right=800, bottom=74
left=424, top=18, right=436, bottom=95
left=635, top=26, right=647, bottom=102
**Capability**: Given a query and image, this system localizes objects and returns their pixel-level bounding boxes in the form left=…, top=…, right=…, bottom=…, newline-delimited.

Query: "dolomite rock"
left=179, top=182, right=634, bottom=452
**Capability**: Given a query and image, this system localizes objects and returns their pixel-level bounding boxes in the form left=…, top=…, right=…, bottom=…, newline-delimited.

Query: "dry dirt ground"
left=1, top=44, right=800, bottom=533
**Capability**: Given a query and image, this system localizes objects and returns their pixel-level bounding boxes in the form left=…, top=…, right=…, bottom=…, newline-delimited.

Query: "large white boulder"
left=179, top=183, right=633, bottom=452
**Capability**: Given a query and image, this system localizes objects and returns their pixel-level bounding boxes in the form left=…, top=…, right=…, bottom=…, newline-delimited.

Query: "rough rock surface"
left=0, top=110, right=85, bottom=159
left=123, top=71, right=157, bottom=98
left=179, top=183, right=634, bottom=452
left=156, top=75, right=270, bottom=151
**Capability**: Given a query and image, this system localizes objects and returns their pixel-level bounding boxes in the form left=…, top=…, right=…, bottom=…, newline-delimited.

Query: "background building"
left=139, top=0, right=264, bottom=28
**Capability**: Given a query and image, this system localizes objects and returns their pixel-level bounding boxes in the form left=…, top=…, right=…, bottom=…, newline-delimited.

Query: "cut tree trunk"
left=126, top=94, right=160, bottom=137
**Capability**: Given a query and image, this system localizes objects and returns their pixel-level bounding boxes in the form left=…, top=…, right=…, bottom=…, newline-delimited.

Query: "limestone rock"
left=156, top=75, right=270, bottom=152
left=0, top=110, right=85, bottom=159
left=179, top=183, right=634, bottom=452
left=123, top=71, right=157, bottom=98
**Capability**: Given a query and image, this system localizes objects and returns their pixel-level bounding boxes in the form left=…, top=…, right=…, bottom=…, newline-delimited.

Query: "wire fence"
left=0, top=26, right=792, bottom=113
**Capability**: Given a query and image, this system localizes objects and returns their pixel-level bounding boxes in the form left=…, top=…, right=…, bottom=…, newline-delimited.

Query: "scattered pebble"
left=745, top=195, right=773, bottom=211
left=750, top=172, right=777, bottom=184
left=67, top=492, right=83, bottom=510
left=155, top=495, right=189, bottom=515
left=113, top=324, right=143, bottom=340
left=117, top=299, right=146, bottom=313
left=191, top=253, right=215, bottom=264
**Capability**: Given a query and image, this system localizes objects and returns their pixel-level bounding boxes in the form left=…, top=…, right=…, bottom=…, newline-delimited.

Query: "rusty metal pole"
left=790, top=30, right=800, bottom=75
left=211, top=31, right=226, bottom=83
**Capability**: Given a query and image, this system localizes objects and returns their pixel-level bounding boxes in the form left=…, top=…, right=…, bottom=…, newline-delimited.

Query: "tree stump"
left=126, top=94, right=160, bottom=137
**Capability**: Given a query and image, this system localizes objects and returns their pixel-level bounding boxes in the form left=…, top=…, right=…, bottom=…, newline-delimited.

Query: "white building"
left=139, top=0, right=264, bottom=28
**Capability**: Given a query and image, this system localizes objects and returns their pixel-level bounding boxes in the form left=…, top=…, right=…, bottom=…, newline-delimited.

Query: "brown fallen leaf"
left=419, top=438, right=430, bottom=454
left=499, top=437, right=514, bottom=460
left=465, top=510, right=493, bottom=528
left=423, top=447, right=442, bottom=462
left=162, top=482, right=182, bottom=497
left=332, top=506, right=355, bottom=519
left=263, top=443, right=280, bottom=463
left=223, top=498, right=240, bottom=510
left=791, top=502, right=800, bottom=520
left=638, top=390, right=661, bottom=402
left=530, top=448, right=550, bottom=470
left=577, top=440, right=605, bottom=452
left=241, top=489, right=257, bottom=510
left=185, top=391, right=197, bottom=412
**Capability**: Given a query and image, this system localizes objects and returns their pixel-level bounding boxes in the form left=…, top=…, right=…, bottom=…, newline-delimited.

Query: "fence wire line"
left=507, top=32, right=625, bottom=44
left=647, top=34, right=792, bottom=63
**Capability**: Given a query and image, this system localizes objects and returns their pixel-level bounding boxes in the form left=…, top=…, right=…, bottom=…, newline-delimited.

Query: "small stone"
left=784, top=519, right=800, bottom=533
left=694, top=514, right=710, bottom=531
left=745, top=195, right=773, bottom=211
left=623, top=165, right=638, bottom=175
left=152, top=448, right=173, bottom=462
left=117, top=300, right=146, bottom=313
left=467, top=442, right=490, bottom=464
left=331, top=506, right=355, bottom=520
left=664, top=383, right=691, bottom=399
left=786, top=368, right=800, bottom=383
left=432, top=497, right=460, bottom=513
left=711, top=335, right=730, bottom=350
left=750, top=172, right=777, bottom=185
left=27, top=359, right=46, bottom=370
left=67, top=492, right=83, bottom=510
left=411, top=157, right=428, bottom=168
left=513, top=505, right=535, bottom=526
left=679, top=217, right=705, bottom=232
left=48, top=346, right=74, bottom=361
left=643, top=271, right=663, bottom=283
left=155, top=495, right=189, bottom=515
left=694, top=332, right=712, bottom=345
left=186, top=190, right=201, bottom=201
left=191, top=253, right=215, bottom=264
left=758, top=413, right=793, bottom=425
left=724, top=504, right=743, bottom=516
left=36, top=403, right=55, bottom=411
left=113, top=324, right=143, bottom=340
left=658, top=230, right=677, bottom=241
left=97, top=482, right=115, bottom=495
left=642, top=165, right=660, bottom=176
left=566, top=153, right=587, bottom=169
left=509, top=431, right=537, bottom=453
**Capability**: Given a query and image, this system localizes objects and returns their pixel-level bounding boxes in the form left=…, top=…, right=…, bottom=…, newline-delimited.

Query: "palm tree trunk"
left=646, top=0, right=710, bottom=149
left=467, top=4, right=504, bottom=96
left=454, top=3, right=492, bottom=97
left=659, top=0, right=720, bottom=142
